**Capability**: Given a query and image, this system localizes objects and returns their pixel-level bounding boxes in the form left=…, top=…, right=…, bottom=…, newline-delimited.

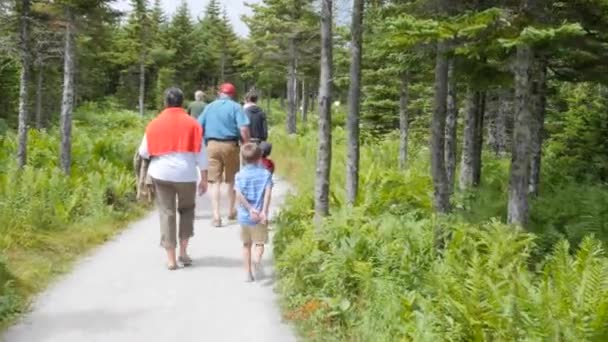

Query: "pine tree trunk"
left=460, top=89, right=479, bottom=190
left=60, top=7, right=76, bottom=175
left=399, top=72, right=410, bottom=169
left=17, top=0, right=31, bottom=169
left=473, top=91, right=485, bottom=185
left=345, top=0, right=363, bottom=205
left=35, top=65, right=44, bottom=129
left=302, top=79, right=309, bottom=122
left=315, top=0, right=333, bottom=222
left=459, top=90, right=485, bottom=189
left=496, top=89, right=512, bottom=155
left=486, top=91, right=500, bottom=155
left=220, top=51, right=226, bottom=82
left=508, top=44, right=534, bottom=226
left=444, top=58, right=457, bottom=192
left=430, top=41, right=450, bottom=213
left=287, top=38, right=297, bottom=134
left=138, top=54, right=146, bottom=117
left=529, top=61, right=547, bottom=196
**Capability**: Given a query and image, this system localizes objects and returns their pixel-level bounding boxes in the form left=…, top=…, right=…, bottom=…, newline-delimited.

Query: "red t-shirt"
left=261, top=158, right=275, bottom=174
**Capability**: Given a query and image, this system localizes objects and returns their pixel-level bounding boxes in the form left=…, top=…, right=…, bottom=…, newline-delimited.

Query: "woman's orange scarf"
left=145, top=107, right=203, bottom=156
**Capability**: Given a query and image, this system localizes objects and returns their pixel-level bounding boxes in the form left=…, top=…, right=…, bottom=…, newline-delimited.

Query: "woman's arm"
left=138, top=134, right=150, bottom=159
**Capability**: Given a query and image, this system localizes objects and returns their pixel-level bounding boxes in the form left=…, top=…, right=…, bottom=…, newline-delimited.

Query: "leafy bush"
left=272, top=125, right=608, bottom=341
left=0, top=105, right=147, bottom=325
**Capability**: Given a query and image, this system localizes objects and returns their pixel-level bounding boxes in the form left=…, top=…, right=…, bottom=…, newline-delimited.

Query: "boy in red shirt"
left=259, top=142, right=275, bottom=174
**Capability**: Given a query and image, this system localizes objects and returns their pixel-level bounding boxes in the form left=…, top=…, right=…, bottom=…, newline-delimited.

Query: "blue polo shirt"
left=198, top=95, right=249, bottom=144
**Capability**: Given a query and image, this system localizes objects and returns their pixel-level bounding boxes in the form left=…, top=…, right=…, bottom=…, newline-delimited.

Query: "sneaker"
left=253, top=261, right=265, bottom=280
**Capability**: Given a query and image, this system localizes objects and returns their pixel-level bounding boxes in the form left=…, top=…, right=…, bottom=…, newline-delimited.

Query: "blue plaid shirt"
left=234, top=164, right=273, bottom=226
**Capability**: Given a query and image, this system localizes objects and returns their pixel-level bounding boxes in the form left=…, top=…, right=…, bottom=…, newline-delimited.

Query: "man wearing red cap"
left=198, top=83, right=250, bottom=227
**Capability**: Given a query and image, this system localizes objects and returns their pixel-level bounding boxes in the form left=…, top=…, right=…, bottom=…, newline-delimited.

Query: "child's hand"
left=249, top=208, right=261, bottom=222
left=259, top=212, right=268, bottom=225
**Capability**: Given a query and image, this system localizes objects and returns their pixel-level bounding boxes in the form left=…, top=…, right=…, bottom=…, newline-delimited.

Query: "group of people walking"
left=137, top=83, right=273, bottom=282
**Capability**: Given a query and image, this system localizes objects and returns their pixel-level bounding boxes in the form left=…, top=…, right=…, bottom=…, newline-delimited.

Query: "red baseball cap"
left=219, top=83, right=237, bottom=97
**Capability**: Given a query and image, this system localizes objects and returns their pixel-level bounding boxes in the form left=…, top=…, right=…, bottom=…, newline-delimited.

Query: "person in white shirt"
left=138, top=87, right=208, bottom=270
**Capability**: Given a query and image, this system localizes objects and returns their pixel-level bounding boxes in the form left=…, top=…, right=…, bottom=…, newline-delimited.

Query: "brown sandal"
left=167, top=264, right=178, bottom=271
left=212, top=218, right=222, bottom=228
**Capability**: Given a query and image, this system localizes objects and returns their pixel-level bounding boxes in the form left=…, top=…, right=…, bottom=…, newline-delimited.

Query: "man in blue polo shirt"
left=198, top=83, right=250, bottom=227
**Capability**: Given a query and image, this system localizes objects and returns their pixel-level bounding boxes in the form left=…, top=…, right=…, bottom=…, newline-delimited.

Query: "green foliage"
left=272, top=125, right=608, bottom=341
left=0, top=104, right=146, bottom=325
left=544, top=83, right=608, bottom=182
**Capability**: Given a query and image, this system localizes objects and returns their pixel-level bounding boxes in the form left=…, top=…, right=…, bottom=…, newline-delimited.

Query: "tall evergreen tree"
left=315, top=0, right=333, bottom=221
left=243, top=0, right=319, bottom=134
left=17, top=0, right=31, bottom=169
left=345, top=0, right=364, bottom=204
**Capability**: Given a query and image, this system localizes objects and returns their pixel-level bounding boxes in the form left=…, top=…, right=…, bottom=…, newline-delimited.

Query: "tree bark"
left=220, top=50, right=226, bottom=82
left=60, top=7, right=76, bottom=175
left=444, top=58, right=457, bottom=192
left=301, top=79, right=309, bottom=122
left=286, top=37, right=297, bottom=134
left=430, top=41, right=451, bottom=213
left=35, top=65, right=44, bottom=129
left=459, top=89, right=485, bottom=189
left=508, top=44, right=534, bottom=226
left=17, top=0, right=31, bottom=169
left=138, top=54, right=146, bottom=116
left=529, top=61, right=547, bottom=196
left=474, top=92, right=485, bottom=184
left=460, top=89, right=479, bottom=190
left=493, top=89, right=512, bottom=156
left=345, top=0, right=363, bottom=205
left=399, top=72, right=410, bottom=169
left=486, top=91, right=500, bottom=155
left=314, top=0, right=333, bottom=222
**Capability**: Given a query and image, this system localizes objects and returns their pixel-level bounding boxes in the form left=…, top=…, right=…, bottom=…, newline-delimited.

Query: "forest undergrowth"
left=271, top=96, right=608, bottom=341
left=0, top=101, right=147, bottom=327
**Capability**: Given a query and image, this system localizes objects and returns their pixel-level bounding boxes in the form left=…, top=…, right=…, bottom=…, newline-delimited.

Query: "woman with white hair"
left=187, top=90, right=207, bottom=117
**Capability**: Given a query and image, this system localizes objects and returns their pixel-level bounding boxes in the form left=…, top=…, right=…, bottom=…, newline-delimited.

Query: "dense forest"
left=3, top=0, right=608, bottom=340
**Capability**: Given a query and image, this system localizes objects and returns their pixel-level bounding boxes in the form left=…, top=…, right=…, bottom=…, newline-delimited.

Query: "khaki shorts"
left=152, top=179, right=197, bottom=249
left=207, top=140, right=240, bottom=184
left=240, top=224, right=269, bottom=245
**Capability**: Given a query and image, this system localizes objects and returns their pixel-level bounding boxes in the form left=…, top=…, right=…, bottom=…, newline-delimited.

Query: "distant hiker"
left=259, top=141, right=275, bottom=175
left=198, top=83, right=250, bottom=227
left=244, top=91, right=268, bottom=144
left=138, top=87, right=209, bottom=271
left=187, top=90, right=207, bottom=117
left=234, top=143, right=273, bottom=282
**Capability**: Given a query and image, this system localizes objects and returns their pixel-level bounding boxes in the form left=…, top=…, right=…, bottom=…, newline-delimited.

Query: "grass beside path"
left=0, top=102, right=149, bottom=328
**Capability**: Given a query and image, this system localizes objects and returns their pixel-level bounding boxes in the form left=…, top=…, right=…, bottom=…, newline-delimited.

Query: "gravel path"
left=3, top=179, right=295, bottom=342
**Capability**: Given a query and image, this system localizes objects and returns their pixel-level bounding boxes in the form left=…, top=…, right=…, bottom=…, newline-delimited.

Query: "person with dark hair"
left=198, top=83, right=251, bottom=227
left=138, top=87, right=209, bottom=270
left=259, top=141, right=275, bottom=174
left=244, top=91, right=268, bottom=144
